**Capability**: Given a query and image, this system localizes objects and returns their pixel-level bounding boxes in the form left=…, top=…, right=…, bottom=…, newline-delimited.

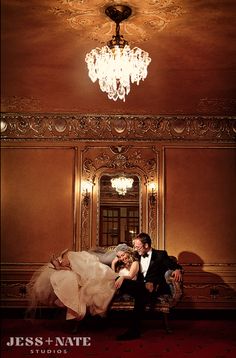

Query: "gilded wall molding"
left=80, top=202, right=90, bottom=251
left=82, top=145, right=157, bottom=182
left=80, top=145, right=158, bottom=247
left=1, top=114, right=235, bottom=142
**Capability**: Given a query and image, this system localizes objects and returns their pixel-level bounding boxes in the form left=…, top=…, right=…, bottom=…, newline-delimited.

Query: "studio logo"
left=5, top=336, right=91, bottom=355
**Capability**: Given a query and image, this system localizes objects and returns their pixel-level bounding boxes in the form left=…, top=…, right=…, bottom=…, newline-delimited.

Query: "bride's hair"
left=117, top=249, right=138, bottom=271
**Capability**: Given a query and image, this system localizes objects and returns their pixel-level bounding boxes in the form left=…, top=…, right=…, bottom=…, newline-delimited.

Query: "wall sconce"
left=147, top=181, right=157, bottom=206
left=81, top=180, right=94, bottom=206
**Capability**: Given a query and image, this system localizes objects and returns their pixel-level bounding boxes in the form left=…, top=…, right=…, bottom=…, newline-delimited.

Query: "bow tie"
left=142, top=253, right=149, bottom=258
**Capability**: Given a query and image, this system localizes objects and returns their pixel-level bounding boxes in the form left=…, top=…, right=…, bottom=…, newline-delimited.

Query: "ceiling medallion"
left=50, top=0, right=186, bottom=44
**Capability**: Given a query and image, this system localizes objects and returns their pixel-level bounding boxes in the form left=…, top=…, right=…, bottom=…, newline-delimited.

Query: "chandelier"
left=85, top=5, right=151, bottom=102
left=111, top=176, right=134, bottom=196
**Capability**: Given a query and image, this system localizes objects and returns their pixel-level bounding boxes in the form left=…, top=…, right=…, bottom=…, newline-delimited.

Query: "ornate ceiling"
left=1, top=0, right=236, bottom=115
left=49, top=0, right=186, bottom=43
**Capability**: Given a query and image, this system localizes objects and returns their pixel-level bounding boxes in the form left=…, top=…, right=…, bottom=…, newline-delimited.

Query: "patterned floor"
left=1, top=316, right=236, bottom=358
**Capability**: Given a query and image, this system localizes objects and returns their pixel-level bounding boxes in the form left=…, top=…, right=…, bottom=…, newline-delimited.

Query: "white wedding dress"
left=27, top=251, right=118, bottom=320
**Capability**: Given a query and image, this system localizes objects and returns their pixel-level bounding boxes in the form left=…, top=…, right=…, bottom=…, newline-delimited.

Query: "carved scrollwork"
left=1, top=114, right=235, bottom=142
left=81, top=199, right=90, bottom=251
left=148, top=201, right=157, bottom=240
left=109, top=145, right=130, bottom=154
left=1, top=282, right=28, bottom=299
left=82, top=146, right=157, bottom=183
left=81, top=145, right=158, bottom=247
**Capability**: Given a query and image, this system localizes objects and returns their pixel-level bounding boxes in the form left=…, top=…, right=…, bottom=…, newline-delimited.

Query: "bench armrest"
left=164, top=270, right=183, bottom=307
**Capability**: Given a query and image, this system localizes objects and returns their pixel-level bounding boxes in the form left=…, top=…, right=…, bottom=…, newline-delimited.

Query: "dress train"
left=27, top=251, right=118, bottom=320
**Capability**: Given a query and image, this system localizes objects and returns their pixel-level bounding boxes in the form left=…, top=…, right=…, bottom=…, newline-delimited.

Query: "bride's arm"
left=115, top=261, right=139, bottom=289
left=60, top=253, right=71, bottom=270
left=111, top=256, right=119, bottom=271
left=51, top=253, right=71, bottom=271
left=126, top=261, right=139, bottom=280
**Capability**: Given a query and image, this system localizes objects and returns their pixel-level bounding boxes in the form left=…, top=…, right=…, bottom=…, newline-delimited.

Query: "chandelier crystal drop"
left=85, top=5, right=151, bottom=102
left=111, top=176, right=134, bottom=196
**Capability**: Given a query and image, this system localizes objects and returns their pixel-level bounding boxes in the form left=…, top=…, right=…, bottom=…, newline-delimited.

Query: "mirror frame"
left=80, top=145, right=158, bottom=250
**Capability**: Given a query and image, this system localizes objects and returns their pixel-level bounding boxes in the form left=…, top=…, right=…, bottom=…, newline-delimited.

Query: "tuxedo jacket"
left=137, top=249, right=181, bottom=293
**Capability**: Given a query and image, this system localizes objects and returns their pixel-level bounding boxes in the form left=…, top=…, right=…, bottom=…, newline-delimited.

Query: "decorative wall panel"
left=164, top=147, right=236, bottom=262
left=178, top=263, right=236, bottom=309
left=164, top=147, right=236, bottom=309
left=1, top=147, right=77, bottom=263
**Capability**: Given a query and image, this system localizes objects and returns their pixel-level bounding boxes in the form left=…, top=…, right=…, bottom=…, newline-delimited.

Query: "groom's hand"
left=172, top=269, right=182, bottom=282
left=145, top=282, right=154, bottom=293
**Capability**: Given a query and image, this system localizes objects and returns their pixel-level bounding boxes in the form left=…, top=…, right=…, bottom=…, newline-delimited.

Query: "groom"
left=116, top=232, right=182, bottom=340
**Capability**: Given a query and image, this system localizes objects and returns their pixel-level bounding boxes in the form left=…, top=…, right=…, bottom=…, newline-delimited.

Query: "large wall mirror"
left=81, top=145, right=158, bottom=250
left=99, top=174, right=140, bottom=247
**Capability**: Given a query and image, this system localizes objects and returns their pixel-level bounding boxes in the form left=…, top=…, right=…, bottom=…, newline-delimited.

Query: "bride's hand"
left=113, top=256, right=119, bottom=264
left=115, top=276, right=124, bottom=289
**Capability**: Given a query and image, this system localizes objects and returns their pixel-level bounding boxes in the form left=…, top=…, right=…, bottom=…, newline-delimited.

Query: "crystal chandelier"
left=111, top=176, right=134, bottom=196
left=85, top=5, right=151, bottom=102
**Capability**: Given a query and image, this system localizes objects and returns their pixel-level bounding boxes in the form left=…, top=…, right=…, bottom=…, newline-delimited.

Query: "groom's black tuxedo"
left=137, top=249, right=181, bottom=294
left=119, top=248, right=181, bottom=334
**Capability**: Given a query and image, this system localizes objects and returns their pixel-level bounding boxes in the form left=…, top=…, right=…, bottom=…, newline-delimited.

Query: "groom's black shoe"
left=70, top=320, right=80, bottom=334
left=116, top=330, right=140, bottom=341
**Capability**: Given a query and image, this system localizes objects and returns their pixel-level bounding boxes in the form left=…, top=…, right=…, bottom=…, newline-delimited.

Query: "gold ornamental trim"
left=1, top=114, right=236, bottom=142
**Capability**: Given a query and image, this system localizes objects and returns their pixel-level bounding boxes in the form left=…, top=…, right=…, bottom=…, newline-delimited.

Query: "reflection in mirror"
left=99, top=174, right=140, bottom=247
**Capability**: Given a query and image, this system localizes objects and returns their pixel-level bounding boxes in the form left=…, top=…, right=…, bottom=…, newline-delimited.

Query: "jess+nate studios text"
left=6, top=336, right=91, bottom=354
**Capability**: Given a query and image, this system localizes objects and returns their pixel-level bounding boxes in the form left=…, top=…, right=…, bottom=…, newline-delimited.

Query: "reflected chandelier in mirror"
left=99, top=174, right=140, bottom=247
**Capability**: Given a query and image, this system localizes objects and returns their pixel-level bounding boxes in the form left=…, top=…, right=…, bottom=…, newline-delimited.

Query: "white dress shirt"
left=140, top=249, right=152, bottom=277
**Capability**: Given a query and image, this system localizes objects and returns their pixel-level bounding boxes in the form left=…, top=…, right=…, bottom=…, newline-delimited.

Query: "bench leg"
left=163, top=312, right=172, bottom=333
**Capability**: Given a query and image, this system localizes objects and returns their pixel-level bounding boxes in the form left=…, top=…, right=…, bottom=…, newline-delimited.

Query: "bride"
left=27, top=246, right=138, bottom=321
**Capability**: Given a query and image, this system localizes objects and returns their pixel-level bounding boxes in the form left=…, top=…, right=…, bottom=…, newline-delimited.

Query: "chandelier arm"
left=116, top=23, right=120, bottom=37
